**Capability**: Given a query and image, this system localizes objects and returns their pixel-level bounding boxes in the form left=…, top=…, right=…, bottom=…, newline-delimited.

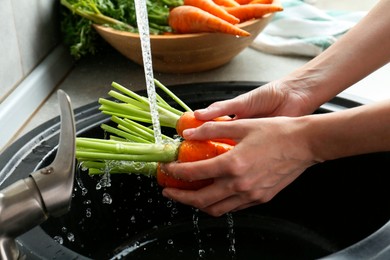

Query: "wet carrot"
left=156, top=140, right=233, bottom=190
left=157, top=163, right=214, bottom=190
left=184, top=0, right=240, bottom=24
left=213, top=0, right=240, bottom=8
left=176, top=111, right=236, bottom=145
left=79, top=140, right=233, bottom=190
left=169, top=5, right=250, bottom=36
left=177, top=140, right=233, bottom=162
left=224, top=4, right=283, bottom=21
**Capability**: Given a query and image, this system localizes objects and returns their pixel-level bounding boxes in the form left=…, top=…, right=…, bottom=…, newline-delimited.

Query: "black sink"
left=1, top=82, right=389, bottom=259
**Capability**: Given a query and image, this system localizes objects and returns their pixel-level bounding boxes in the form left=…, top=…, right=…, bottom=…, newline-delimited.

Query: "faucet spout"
left=30, top=90, right=76, bottom=217
left=0, top=90, right=76, bottom=259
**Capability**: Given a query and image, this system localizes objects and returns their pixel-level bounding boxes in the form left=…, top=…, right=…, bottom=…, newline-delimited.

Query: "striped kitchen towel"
left=250, top=0, right=367, bottom=56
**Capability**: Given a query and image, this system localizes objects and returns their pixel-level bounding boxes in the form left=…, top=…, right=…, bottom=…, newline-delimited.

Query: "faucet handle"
left=31, top=90, right=76, bottom=217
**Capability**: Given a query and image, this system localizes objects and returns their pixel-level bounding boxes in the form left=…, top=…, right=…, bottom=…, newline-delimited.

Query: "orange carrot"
left=176, top=111, right=236, bottom=145
left=213, top=0, right=240, bottom=7
left=234, top=0, right=272, bottom=4
left=169, top=5, right=250, bottom=36
left=234, top=0, right=253, bottom=4
left=184, top=0, right=240, bottom=24
left=157, top=163, right=214, bottom=190
left=79, top=139, right=233, bottom=190
left=249, top=0, right=274, bottom=4
left=224, top=4, right=283, bottom=21
left=176, top=111, right=231, bottom=136
left=177, top=140, right=233, bottom=162
left=156, top=140, right=233, bottom=190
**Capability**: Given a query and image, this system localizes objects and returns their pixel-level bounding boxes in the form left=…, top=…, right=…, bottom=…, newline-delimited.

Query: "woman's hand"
left=162, top=116, right=318, bottom=217
left=194, top=80, right=316, bottom=122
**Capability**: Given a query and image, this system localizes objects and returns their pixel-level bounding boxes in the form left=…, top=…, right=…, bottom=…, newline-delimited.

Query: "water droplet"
left=53, top=236, right=63, bottom=244
left=102, top=193, right=113, bottom=204
left=67, top=232, right=75, bottom=242
left=130, top=215, right=136, bottom=223
left=171, top=207, right=178, bottom=215
left=86, top=208, right=92, bottom=218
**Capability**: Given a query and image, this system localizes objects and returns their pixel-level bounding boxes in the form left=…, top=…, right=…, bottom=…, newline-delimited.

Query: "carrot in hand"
left=77, top=139, right=233, bottom=190
left=169, top=5, right=250, bottom=36
left=77, top=79, right=237, bottom=191
left=156, top=163, right=214, bottom=190
left=176, top=111, right=236, bottom=145
left=224, top=4, right=283, bottom=21
left=157, top=140, right=232, bottom=189
left=184, top=0, right=240, bottom=24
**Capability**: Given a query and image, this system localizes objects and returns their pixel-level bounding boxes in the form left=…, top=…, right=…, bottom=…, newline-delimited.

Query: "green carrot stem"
left=76, top=138, right=179, bottom=162
left=108, top=81, right=184, bottom=125
left=108, top=90, right=150, bottom=112
left=81, top=160, right=158, bottom=177
left=99, top=98, right=179, bottom=128
left=154, top=79, right=192, bottom=112
left=101, top=123, right=151, bottom=143
left=111, top=82, right=150, bottom=105
left=99, top=98, right=152, bottom=119
left=111, top=116, right=174, bottom=142
left=77, top=150, right=174, bottom=162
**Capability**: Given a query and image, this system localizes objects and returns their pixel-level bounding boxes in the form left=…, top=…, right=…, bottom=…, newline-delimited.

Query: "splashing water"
left=226, top=213, right=237, bottom=259
left=134, top=0, right=162, bottom=144
left=192, top=208, right=206, bottom=258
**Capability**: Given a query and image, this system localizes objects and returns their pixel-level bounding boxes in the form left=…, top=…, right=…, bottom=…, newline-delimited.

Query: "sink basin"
left=1, top=82, right=389, bottom=259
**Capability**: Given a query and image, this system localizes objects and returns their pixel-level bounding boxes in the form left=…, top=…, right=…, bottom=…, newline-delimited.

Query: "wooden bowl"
left=93, top=14, right=274, bottom=73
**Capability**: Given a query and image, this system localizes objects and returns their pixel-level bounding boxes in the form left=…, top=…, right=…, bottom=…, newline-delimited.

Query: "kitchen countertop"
left=9, top=0, right=390, bottom=147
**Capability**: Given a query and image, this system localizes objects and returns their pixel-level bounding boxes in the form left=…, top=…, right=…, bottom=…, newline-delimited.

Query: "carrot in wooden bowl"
left=224, top=3, right=283, bottom=21
left=235, top=0, right=273, bottom=4
left=183, top=0, right=240, bottom=24
left=168, top=5, right=250, bottom=36
left=213, top=0, right=240, bottom=7
left=248, top=0, right=274, bottom=4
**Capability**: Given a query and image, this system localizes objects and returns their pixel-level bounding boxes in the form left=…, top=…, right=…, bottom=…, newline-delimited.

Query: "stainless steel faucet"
left=0, top=90, right=76, bottom=260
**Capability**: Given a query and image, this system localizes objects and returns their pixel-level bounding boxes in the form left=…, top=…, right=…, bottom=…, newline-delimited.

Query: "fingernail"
left=182, top=128, right=195, bottom=138
left=195, top=108, right=208, bottom=114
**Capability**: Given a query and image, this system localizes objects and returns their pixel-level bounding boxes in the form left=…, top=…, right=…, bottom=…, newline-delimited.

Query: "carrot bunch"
left=168, top=0, right=283, bottom=36
left=76, top=79, right=235, bottom=190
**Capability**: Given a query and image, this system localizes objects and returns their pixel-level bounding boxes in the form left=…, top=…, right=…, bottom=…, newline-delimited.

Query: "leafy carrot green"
left=60, top=0, right=183, bottom=59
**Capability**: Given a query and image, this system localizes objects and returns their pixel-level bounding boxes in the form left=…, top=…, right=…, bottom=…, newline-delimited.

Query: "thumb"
left=195, top=100, right=236, bottom=121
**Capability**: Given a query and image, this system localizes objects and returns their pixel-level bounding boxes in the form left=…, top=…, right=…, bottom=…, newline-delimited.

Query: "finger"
left=202, top=171, right=304, bottom=216
left=194, top=101, right=236, bottom=121
left=162, top=177, right=235, bottom=211
left=183, top=120, right=245, bottom=141
left=162, top=152, right=232, bottom=181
